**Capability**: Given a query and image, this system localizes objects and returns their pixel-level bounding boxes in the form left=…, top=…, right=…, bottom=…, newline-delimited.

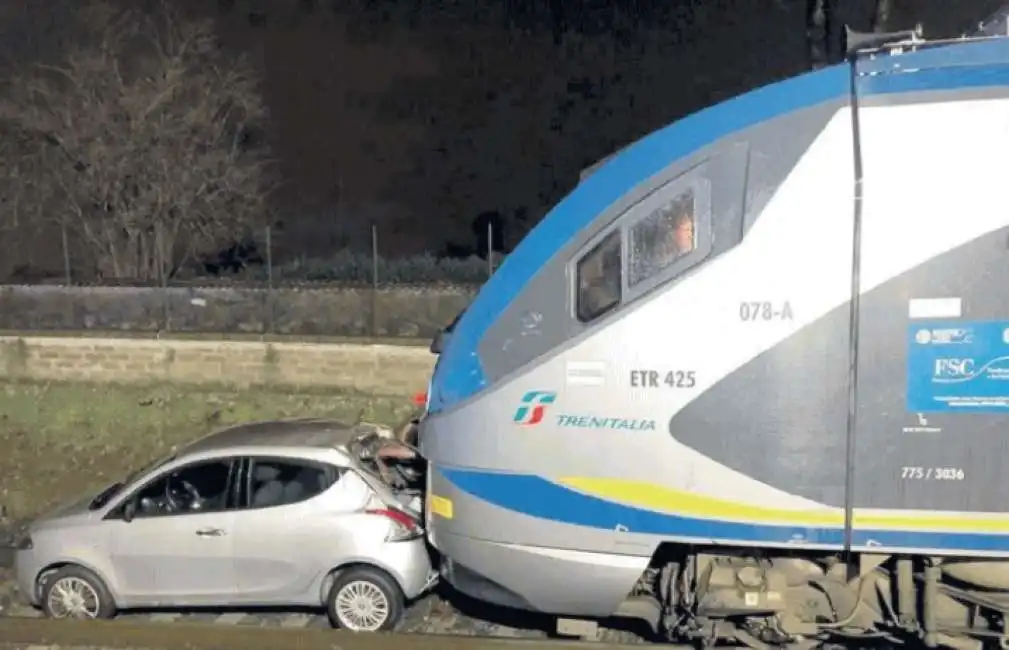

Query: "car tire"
left=39, top=565, right=116, bottom=620
left=326, top=566, right=405, bottom=632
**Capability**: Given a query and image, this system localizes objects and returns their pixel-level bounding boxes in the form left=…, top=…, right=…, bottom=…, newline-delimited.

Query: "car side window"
left=575, top=230, right=622, bottom=323
left=628, top=187, right=696, bottom=287
left=245, top=458, right=340, bottom=510
left=126, top=459, right=236, bottom=519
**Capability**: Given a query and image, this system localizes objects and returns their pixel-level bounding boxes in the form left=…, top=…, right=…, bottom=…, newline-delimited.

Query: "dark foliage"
left=201, top=238, right=266, bottom=276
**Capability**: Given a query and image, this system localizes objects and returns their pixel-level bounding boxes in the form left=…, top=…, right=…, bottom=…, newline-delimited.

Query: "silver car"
left=12, top=418, right=437, bottom=631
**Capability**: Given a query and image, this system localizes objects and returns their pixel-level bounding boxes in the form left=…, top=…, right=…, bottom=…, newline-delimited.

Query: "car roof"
left=180, top=418, right=376, bottom=455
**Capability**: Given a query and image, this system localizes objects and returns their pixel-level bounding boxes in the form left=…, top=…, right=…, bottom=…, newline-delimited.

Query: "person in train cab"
left=645, top=207, right=695, bottom=275
left=578, top=259, right=608, bottom=317
left=578, top=236, right=621, bottom=319
left=671, top=210, right=695, bottom=256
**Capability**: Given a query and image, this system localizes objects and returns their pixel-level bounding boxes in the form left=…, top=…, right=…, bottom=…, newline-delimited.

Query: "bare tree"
left=805, top=0, right=833, bottom=69
left=0, top=0, right=273, bottom=281
left=871, top=0, right=893, bottom=33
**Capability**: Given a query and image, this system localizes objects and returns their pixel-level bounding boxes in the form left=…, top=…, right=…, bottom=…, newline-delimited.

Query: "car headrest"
left=253, top=464, right=281, bottom=482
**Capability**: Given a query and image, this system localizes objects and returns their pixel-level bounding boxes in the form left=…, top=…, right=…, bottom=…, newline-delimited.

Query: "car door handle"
left=195, top=528, right=226, bottom=537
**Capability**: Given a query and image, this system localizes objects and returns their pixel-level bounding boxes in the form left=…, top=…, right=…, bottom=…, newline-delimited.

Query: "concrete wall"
left=0, top=284, right=477, bottom=339
left=0, top=336, right=436, bottom=396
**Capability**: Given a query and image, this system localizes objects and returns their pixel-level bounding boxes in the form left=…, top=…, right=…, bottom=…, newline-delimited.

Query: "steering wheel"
left=165, top=476, right=202, bottom=512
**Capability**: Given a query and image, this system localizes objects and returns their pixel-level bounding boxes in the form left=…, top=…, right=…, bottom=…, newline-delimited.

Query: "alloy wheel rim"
left=335, top=580, right=390, bottom=631
left=46, top=577, right=100, bottom=619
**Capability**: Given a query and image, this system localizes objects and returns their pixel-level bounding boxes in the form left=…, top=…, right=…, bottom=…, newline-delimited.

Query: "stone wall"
left=0, top=336, right=436, bottom=396
left=0, top=284, right=477, bottom=339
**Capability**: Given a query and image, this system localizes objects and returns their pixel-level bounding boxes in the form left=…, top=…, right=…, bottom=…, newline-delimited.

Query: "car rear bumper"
left=376, top=537, right=437, bottom=600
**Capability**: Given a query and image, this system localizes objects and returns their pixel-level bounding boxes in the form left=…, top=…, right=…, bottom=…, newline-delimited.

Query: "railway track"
left=0, top=567, right=650, bottom=647
left=0, top=617, right=660, bottom=650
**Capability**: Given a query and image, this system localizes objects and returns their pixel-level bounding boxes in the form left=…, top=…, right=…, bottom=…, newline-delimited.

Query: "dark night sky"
left=3, top=0, right=1006, bottom=266
left=188, top=0, right=1001, bottom=258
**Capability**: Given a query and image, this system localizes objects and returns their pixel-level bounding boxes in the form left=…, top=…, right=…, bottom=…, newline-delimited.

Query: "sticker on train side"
left=907, top=320, right=1009, bottom=412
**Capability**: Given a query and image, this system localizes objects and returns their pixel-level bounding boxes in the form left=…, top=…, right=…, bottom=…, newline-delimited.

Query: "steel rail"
left=0, top=617, right=679, bottom=650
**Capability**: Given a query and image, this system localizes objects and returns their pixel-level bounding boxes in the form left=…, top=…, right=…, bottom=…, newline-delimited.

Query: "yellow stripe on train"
left=558, top=477, right=1009, bottom=533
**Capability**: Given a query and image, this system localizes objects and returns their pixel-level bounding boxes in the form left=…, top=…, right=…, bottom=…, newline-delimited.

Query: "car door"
left=231, top=455, right=362, bottom=604
left=105, top=456, right=240, bottom=607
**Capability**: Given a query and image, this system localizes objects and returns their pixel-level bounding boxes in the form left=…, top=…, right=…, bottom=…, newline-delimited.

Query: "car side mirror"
left=122, top=499, right=137, bottom=523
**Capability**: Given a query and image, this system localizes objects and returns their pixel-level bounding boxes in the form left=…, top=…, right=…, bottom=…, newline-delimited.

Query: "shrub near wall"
left=0, top=284, right=477, bottom=338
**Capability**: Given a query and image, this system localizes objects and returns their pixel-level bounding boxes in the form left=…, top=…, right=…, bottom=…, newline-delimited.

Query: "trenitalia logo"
left=513, top=390, right=657, bottom=431
left=513, top=390, right=557, bottom=426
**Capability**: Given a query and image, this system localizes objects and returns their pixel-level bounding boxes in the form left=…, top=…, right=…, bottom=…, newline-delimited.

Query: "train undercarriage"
left=612, top=548, right=1009, bottom=649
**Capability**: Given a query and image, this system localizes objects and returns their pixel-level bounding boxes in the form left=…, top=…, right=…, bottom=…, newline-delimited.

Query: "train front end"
left=415, top=11, right=1009, bottom=648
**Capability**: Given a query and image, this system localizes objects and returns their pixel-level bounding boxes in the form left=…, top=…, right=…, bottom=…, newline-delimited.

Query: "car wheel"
left=39, top=565, right=116, bottom=620
left=326, top=566, right=404, bottom=632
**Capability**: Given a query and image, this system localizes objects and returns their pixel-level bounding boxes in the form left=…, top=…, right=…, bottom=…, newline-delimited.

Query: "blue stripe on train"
left=441, top=466, right=1009, bottom=553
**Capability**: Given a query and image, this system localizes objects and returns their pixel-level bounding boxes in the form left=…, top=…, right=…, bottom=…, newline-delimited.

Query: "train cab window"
left=628, top=188, right=696, bottom=287
left=576, top=230, right=622, bottom=323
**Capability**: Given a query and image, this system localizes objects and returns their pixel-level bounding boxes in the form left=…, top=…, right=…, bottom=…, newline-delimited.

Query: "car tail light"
left=366, top=508, right=422, bottom=542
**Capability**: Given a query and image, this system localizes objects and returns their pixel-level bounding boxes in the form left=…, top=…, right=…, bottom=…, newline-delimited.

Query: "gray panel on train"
left=668, top=299, right=853, bottom=508
left=847, top=70, right=1009, bottom=512
left=670, top=227, right=1009, bottom=514
left=853, top=227, right=1009, bottom=513
left=478, top=101, right=846, bottom=384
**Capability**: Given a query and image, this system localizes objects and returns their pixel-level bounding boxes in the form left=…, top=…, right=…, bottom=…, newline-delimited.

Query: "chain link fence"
left=0, top=223, right=501, bottom=339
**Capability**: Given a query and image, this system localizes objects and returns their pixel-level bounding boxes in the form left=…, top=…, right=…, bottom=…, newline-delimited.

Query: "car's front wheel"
left=39, top=565, right=116, bottom=620
left=326, top=566, right=405, bottom=632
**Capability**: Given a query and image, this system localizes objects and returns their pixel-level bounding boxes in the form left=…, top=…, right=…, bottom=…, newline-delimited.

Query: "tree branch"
left=871, top=0, right=893, bottom=33
left=805, top=0, right=833, bottom=69
left=0, top=0, right=274, bottom=281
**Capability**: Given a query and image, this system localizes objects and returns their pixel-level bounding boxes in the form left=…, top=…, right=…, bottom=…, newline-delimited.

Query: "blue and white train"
left=419, top=11, right=1009, bottom=650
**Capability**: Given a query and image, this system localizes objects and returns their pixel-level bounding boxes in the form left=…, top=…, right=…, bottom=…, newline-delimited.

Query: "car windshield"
left=87, top=452, right=177, bottom=510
